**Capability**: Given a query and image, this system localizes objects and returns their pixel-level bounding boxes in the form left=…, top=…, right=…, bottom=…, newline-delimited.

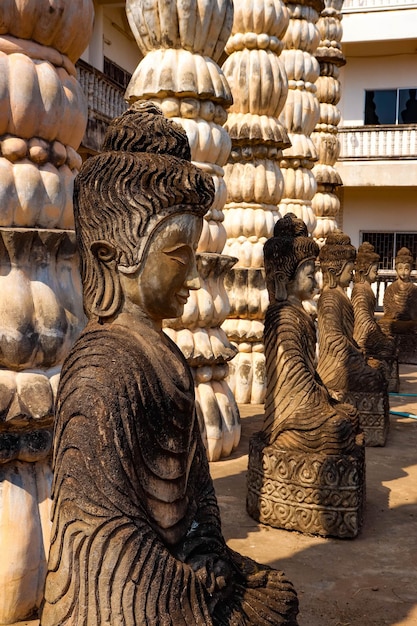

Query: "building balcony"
left=339, top=125, right=417, bottom=160
left=337, top=125, right=417, bottom=187
left=343, top=0, right=417, bottom=12
left=76, top=59, right=128, bottom=155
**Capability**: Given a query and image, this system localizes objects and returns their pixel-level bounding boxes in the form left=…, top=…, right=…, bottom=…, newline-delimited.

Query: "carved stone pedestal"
left=247, top=432, right=365, bottom=538
left=382, top=357, right=400, bottom=393
left=379, top=320, right=417, bottom=366
left=344, top=391, right=389, bottom=447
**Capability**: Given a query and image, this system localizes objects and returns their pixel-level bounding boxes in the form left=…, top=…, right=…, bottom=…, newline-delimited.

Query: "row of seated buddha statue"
left=379, top=246, right=417, bottom=366
left=247, top=220, right=408, bottom=538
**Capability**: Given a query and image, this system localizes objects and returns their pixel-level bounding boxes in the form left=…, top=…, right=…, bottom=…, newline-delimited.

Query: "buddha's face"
left=119, top=213, right=202, bottom=323
left=338, top=261, right=354, bottom=289
left=367, top=263, right=378, bottom=284
left=288, top=260, right=317, bottom=302
left=396, top=262, right=412, bottom=282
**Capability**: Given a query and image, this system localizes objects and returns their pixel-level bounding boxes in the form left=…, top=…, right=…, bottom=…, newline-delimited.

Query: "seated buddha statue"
left=261, top=214, right=360, bottom=454
left=351, top=242, right=398, bottom=389
left=247, top=217, right=364, bottom=538
left=382, top=247, right=417, bottom=323
left=317, top=232, right=386, bottom=398
left=40, top=103, right=298, bottom=626
left=379, top=247, right=417, bottom=365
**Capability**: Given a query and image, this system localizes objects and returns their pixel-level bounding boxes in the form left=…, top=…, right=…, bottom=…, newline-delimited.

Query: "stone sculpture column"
left=221, top=0, right=291, bottom=405
left=124, top=0, right=240, bottom=461
left=278, top=0, right=323, bottom=234
left=0, top=1, right=93, bottom=622
left=311, top=0, right=345, bottom=244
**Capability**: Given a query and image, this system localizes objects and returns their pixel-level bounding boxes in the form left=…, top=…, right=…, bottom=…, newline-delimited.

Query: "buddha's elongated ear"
left=274, top=271, right=287, bottom=302
left=327, top=267, right=337, bottom=289
left=89, top=241, right=123, bottom=320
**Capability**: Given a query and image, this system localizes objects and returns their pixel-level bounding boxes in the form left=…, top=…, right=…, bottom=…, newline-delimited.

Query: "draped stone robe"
left=41, top=319, right=298, bottom=626
left=263, top=301, right=358, bottom=455
left=317, top=288, right=385, bottom=396
left=383, top=280, right=417, bottom=322
left=351, top=281, right=395, bottom=359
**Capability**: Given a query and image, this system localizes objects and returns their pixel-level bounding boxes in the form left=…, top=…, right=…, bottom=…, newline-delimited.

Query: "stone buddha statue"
left=379, top=247, right=417, bottom=365
left=351, top=242, right=398, bottom=391
left=262, top=214, right=359, bottom=454
left=317, top=232, right=389, bottom=446
left=40, top=103, right=298, bottom=626
left=247, top=216, right=364, bottom=538
left=383, top=247, right=417, bottom=322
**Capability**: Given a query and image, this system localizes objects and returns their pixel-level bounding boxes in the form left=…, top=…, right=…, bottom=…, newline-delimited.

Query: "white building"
left=337, top=0, right=417, bottom=277
left=80, top=0, right=417, bottom=286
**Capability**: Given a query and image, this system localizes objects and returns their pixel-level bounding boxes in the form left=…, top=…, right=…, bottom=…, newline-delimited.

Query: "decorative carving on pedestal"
left=0, top=1, right=93, bottom=622
left=352, top=242, right=399, bottom=393
left=311, top=0, right=345, bottom=244
left=41, top=104, right=299, bottom=626
left=248, top=433, right=365, bottom=537
left=278, top=0, right=324, bottom=234
left=124, top=0, right=240, bottom=460
left=317, top=232, right=390, bottom=447
left=247, top=215, right=365, bottom=538
left=379, top=247, right=417, bottom=365
left=221, top=0, right=291, bottom=404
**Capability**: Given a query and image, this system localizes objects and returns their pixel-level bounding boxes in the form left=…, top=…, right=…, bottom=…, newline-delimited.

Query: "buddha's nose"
left=185, top=256, right=201, bottom=290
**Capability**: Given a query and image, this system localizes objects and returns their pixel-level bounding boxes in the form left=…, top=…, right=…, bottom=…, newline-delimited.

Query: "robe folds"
left=351, top=282, right=395, bottom=359
left=40, top=320, right=298, bottom=626
left=263, top=301, right=359, bottom=454
left=383, top=280, right=417, bottom=322
left=317, top=288, right=385, bottom=395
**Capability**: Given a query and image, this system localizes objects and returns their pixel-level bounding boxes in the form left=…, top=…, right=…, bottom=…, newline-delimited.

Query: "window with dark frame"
left=103, top=57, right=132, bottom=90
left=364, top=89, right=417, bottom=125
left=361, top=232, right=417, bottom=270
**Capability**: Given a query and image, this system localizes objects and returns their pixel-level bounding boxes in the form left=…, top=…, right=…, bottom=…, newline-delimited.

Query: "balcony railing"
left=343, top=0, right=417, bottom=12
left=76, top=59, right=128, bottom=153
left=339, top=125, right=417, bottom=160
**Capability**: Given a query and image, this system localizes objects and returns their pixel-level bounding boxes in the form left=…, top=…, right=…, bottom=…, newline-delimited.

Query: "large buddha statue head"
left=394, top=247, right=414, bottom=283
left=354, top=242, right=380, bottom=284
left=73, top=102, right=214, bottom=328
left=264, top=213, right=319, bottom=304
left=319, top=231, right=357, bottom=289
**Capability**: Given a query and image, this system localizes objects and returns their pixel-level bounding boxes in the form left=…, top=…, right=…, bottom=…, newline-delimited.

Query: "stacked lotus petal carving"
left=221, top=0, right=291, bottom=404
left=312, top=0, right=345, bottom=243
left=278, top=0, right=324, bottom=232
left=125, top=0, right=241, bottom=461
left=0, top=1, right=93, bottom=622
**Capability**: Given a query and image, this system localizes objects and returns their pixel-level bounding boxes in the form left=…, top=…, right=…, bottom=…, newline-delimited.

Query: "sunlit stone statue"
left=379, top=247, right=417, bottom=365
left=351, top=242, right=399, bottom=392
left=40, top=103, right=298, bottom=626
left=247, top=215, right=365, bottom=538
left=317, top=232, right=389, bottom=446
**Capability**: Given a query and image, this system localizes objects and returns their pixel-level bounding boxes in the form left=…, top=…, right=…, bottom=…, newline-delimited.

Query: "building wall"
left=342, top=186, right=417, bottom=249
left=339, top=54, right=417, bottom=125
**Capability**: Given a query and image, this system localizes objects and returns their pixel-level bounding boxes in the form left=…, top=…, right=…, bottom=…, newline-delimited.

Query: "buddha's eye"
left=163, top=245, right=191, bottom=266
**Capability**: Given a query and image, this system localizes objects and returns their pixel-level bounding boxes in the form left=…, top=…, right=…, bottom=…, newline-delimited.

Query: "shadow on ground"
left=210, top=366, right=417, bottom=626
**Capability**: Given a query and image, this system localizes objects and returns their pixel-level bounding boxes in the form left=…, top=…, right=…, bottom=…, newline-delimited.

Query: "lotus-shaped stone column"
left=125, top=0, right=240, bottom=461
left=0, top=1, right=93, bottom=622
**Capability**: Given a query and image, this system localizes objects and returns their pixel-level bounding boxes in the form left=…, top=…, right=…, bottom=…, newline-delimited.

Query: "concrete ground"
left=210, top=364, right=417, bottom=626
left=13, top=365, right=417, bottom=626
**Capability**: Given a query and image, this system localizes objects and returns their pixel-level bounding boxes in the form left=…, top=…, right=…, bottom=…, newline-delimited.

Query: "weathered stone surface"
left=317, top=232, right=390, bottom=447
left=126, top=0, right=240, bottom=461
left=247, top=214, right=364, bottom=538
left=0, top=0, right=93, bottom=621
left=379, top=247, right=417, bottom=365
left=247, top=432, right=365, bottom=538
left=40, top=103, right=299, bottom=626
left=352, top=242, right=399, bottom=393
